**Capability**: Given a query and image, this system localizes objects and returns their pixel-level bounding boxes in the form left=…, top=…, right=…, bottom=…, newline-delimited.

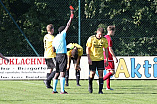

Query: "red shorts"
left=105, top=60, right=114, bottom=70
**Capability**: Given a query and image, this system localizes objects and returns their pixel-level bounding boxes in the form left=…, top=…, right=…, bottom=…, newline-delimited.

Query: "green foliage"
left=0, top=0, right=156, bottom=56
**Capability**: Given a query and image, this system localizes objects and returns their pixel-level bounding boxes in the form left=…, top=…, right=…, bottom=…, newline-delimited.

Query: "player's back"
left=44, top=34, right=56, bottom=58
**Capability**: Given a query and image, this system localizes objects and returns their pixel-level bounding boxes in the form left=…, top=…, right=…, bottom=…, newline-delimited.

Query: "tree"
left=0, top=0, right=156, bottom=56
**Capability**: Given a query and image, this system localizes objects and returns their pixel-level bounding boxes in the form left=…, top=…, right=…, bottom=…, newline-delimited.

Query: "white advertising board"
left=0, top=57, right=47, bottom=80
left=0, top=56, right=157, bottom=80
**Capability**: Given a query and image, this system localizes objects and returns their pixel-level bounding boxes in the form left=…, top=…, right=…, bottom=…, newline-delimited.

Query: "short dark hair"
left=107, top=25, right=115, bottom=31
left=58, top=26, right=65, bottom=33
left=97, top=27, right=104, bottom=33
left=71, top=48, right=78, bottom=60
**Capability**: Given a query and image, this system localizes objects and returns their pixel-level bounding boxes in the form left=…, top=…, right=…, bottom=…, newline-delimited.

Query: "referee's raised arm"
left=64, top=10, right=74, bottom=32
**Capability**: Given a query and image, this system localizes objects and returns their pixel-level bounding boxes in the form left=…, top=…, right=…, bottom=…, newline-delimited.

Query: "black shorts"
left=56, top=53, right=67, bottom=73
left=89, top=60, right=104, bottom=71
left=45, top=58, right=56, bottom=69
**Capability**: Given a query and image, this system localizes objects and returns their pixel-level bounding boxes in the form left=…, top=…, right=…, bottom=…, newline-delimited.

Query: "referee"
left=52, top=10, right=74, bottom=94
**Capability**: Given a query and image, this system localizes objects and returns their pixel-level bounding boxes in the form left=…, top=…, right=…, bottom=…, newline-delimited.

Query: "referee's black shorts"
left=45, top=58, right=56, bottom=69
left=56, top=53, right=67, bottom=73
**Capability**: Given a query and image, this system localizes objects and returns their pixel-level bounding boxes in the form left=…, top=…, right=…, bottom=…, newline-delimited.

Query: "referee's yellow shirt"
left=67, top=43, right=83, bottom=57
left=43, top=34, right=56, bottom=58
left=86, top=35, right=108, bottom=61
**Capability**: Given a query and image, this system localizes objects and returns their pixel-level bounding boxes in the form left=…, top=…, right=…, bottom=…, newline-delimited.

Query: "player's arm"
left=108, top=47, right=118, bottom=63
left=75, top=47, right=83, bottom=70
left=86, top=47, right=92, bottom=65
left=104, top=48, right=108, bottom=66
left=43, top=37, right=47, bottom=49
left=53, top=47, right=56, bottom=52
left=75, top=56, right=81, bottom=70
left=0, top=53, right=9, bottom=63
left=64, top=10, right=74, bottom=32
left=67, top=55, right=71, bottom=70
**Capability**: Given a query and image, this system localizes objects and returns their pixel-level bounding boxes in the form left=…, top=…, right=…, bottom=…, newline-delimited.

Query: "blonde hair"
left=46, top=24, right=54, bottom=32
left=97, top=27, right=104, bottom=33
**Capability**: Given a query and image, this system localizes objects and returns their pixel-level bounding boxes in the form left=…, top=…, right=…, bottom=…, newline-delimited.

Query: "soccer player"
left=0, top=53, right=9, bottom=63
left=43, top=24, right=56, bottom=89
left=52, top=10, right=74, bottom=94
left=86, top=27, right=108, bottom=94
left=66, top=43, right=83, bottom=86
left=103, top=25, right=118, bottom=90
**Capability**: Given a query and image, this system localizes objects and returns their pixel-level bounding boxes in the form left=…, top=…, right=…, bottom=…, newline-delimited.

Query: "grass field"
left=0, top=80, right=157, bottom=104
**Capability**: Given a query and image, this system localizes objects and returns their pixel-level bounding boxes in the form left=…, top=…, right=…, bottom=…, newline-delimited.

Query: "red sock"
left=106, top=77, right=110, bottom=89
left=103, top=72, right=112, bottom=81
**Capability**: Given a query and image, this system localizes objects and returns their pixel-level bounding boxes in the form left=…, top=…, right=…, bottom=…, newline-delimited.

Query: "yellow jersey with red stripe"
left=86, top=35, right=108, bottom=61
left=43, top=34, right=56, bottom=58
left=67, top=43, right=83, bottom=56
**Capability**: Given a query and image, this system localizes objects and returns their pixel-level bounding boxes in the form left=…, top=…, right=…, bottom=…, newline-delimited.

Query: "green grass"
left=0, top=80, right=157, bottom=104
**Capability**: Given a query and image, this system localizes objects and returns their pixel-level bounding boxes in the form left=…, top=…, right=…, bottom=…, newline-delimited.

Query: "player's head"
left=71, top=47, right=78, bottom=60
left=96, top=27, right=104, bottom=39
left=107, top=25, right=115, bottom=36
left=58, top=26, right=65, bottom=33
left=46, top=24, right=54, bottom=34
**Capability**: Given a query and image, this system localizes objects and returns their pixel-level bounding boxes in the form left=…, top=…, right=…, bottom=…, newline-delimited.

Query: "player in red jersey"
left=103, top=25, right=118, bottom=90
